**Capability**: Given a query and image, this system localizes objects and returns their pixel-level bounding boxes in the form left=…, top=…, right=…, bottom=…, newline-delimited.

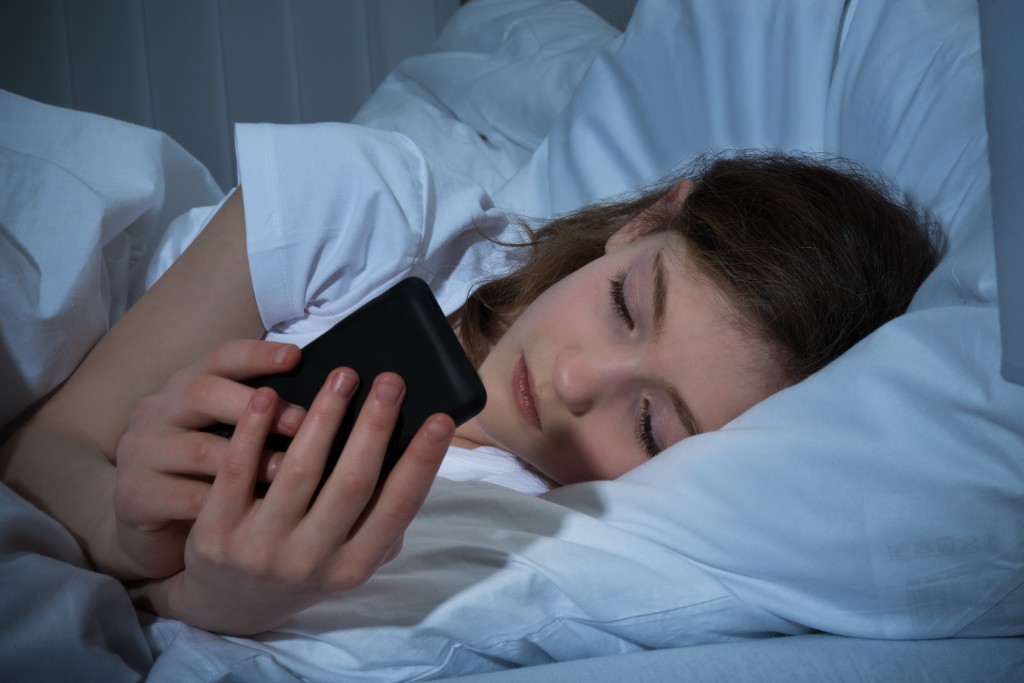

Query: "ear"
left=604, top=178, right=695, bottom=254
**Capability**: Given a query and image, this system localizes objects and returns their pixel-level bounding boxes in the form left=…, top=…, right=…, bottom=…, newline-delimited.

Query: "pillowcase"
left=353, top=0, right=618, bottom=194
left=493, top=0, right=846, bottom=216
left=826, top=0, right=996, bottom=310
left=501, top=0, right=1024, bottom=638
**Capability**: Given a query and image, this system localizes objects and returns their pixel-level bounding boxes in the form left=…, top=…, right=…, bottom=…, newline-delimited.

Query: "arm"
left=0, top=189, right=266, bottom=578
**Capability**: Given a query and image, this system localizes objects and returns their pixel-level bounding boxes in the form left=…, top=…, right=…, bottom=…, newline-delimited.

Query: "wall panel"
left=65, top=0, right=152, bottom=126
left=141, top=0, right=234, bottom=189
left=290, top=0, right=373, bottom=124
left=0, top=0, right=460, bottom=190
left=0, top=0, right=73, bottom=108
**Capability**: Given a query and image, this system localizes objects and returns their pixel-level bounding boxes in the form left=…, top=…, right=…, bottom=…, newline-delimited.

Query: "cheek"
left=539, top=426, right=648, bottom=485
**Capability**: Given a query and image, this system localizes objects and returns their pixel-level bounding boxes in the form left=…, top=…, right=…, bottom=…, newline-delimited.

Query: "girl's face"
left=456, top=215, right=784, bottom=485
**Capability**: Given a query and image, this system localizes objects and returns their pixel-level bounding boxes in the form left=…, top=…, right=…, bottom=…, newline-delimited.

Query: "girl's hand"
left=136, top=369, right=453, bottom=635
left=113, top=339, right=306, bottom=579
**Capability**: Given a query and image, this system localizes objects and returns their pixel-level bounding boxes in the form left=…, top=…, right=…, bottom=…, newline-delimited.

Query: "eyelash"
left=637, top=400, right=660, bottom=458
left=609, top=270, right=634, bottom=330
left=609, top=272, right=659, bottom=457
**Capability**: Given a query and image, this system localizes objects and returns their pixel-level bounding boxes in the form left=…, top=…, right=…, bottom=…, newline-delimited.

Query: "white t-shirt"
left=439, top=446, right=551, bottom=495
left=147, top=122, right=550, bottom=495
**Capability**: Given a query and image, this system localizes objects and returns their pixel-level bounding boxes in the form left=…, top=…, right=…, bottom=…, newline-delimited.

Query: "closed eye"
left=609, top=270, right=634, bottom=330
left=636, top=399, right=660, bottom=457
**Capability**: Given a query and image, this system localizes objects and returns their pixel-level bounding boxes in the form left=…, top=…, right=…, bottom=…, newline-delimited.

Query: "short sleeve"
left=235, top=122, right=521, bottom=347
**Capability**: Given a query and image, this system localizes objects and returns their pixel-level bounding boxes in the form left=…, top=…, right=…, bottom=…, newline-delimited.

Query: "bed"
left=1, top=0, right=1022, bottom=681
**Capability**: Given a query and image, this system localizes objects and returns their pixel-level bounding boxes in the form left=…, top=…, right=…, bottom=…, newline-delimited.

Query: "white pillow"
left=494, top=0, right=846, bottom=216
left=500, top=0, right=1024, bottom=638
left=353, top=0, right=618, bottom=194
left=825, top=0, right=996, bottom=310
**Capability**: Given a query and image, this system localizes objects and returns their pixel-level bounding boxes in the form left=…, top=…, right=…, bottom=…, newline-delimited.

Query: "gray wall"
left=0, top=0, right=459, bottom=190
left=978, top=0, right=1024, bottom=385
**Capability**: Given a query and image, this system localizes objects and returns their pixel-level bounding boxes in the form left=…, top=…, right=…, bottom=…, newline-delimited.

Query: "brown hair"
left=459, top=151, right=945, bottom=382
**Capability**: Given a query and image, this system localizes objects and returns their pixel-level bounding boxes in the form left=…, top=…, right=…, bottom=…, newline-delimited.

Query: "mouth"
left=513, top=354, right=542, bottom=431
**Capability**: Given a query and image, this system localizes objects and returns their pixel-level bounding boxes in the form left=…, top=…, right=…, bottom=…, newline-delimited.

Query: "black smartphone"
left=208, top=277, right=486, bottom=489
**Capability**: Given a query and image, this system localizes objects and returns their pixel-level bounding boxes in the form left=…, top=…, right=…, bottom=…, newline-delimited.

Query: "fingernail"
left=273, top=345, right=292, bottom=365
left=265, top=452, right=283, bottom=479
left=280, top=405, right=305, bottom=433
left=331, top=369, right=357, bottom=396
left=375, top=377, right=403, bottom=405
left=252, top=391, right=273, bottom=413
left=425, top=416, right=454, bottom=442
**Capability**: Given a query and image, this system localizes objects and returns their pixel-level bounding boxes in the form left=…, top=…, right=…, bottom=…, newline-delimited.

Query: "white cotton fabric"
left=352, top=0, right=618, bottom=195
left=438, top=445, right=552, bottom=495
left=0, top=90, right=223, bottom=426
left=233, top=123, right=522, bottom=348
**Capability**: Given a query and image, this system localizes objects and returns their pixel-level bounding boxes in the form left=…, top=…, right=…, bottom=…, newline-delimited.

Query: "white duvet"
left=1, top=1, right=1022, bottom=681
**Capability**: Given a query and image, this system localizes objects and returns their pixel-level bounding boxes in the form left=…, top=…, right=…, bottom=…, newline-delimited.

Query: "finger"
left=156, top=373, right=307, bottom=433
left=142, top=429, right=285, bottom=484
left=115, top=473, right=212, bottom=527
left=260, top=451, right=285, bottom=483
left=310, top=373, right=406, bottom=534
left=198, top=339, right=301, bottom=382
left=261, top=368, right=359, bottom=520
left=202, top=388, right=278, bottom=526
left=131, top=429, right=224, bottom=478
left=318, top=413, right=451, bottom=571
left=348, top=413, right=450, bottom=540
left=382, top=536, right=403, bottom=565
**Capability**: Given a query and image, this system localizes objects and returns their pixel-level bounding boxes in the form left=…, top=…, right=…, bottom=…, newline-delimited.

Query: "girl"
left=0, top=125, right=942, bottom=634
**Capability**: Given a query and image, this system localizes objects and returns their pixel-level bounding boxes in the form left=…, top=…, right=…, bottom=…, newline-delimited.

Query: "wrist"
left=127, top=573, right=177, bottom=621
left=2, top=421, right=143, bottom=578
left=132, top=570, right=283, bottom=635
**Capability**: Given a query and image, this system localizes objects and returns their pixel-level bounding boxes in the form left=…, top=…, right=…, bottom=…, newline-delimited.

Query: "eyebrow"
left=651, top=248, right=703, bottom=436
left=652, top=249, right=668, bottom=339
left=667, top=386, right=703, bottom=437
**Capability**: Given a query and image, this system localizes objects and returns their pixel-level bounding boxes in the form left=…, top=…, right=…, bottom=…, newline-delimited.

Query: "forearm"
left=39, top=189, right=264, bottom=457
left=1, top=420, right=135, bottom=577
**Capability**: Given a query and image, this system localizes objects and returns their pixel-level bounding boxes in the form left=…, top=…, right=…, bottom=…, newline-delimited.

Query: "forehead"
left=645, top=235, right=780, bottom=432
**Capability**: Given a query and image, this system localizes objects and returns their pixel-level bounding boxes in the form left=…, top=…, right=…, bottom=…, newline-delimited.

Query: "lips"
left=513, top=354, right=542, bottom=431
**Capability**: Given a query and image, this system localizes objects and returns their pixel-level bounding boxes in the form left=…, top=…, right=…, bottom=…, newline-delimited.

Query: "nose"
left=552, top=347, right=633, bottom=414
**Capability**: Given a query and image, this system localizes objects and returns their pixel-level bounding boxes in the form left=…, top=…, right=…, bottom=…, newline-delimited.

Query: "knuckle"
left=182, top=374, right=217, bottom=408
left=306, top=401, right=341, bottom=428
left=207, top=340, right=236, bottom=370
left=191, top=527, right=265, bottom=574
left=190, top=533, right=231, bottom=569
left=360, top=404, right=397, bottom=434
left=330, top=469, right=377, bottom=499
left=385, top=489, right=423, bottom=521
left=127, top=395, right=158, bottom=428
left=186, top=435, right=216, bottom=473
left=330, top=557, right=376, bottom=591
left=166, top=366, right=194, bottom=393
left=217, top=451, right=254, bottom=481
left=180, top=485, right=208, bottom=520
left=115, top=429, right=142, bottom=460
left=280, top=556, right=321, bottom=586
left=281, top=458, right=319, bottom=484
